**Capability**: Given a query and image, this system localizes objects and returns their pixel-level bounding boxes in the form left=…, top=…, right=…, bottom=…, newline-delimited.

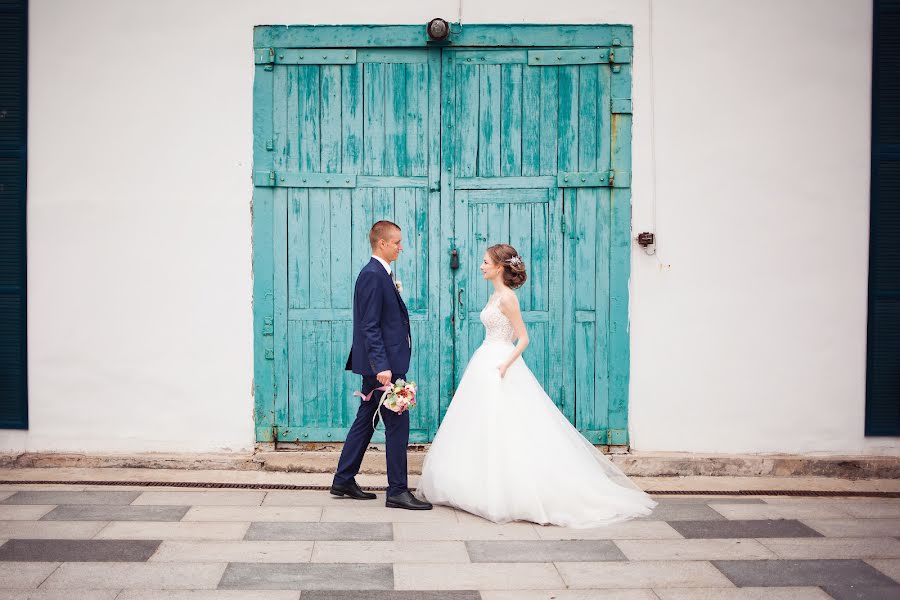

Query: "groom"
left=330, top=220, right=433, bottom=510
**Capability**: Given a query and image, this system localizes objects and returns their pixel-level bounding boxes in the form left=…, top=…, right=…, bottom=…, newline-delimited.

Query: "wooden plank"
left=320, top=65, right=342, bottom=172
left=500, top=64, right=523, bottom=177
left=478, top=65, right=501, bottom=177
left=455, top=176, right=556, bottom=189
left=287, top=189, right=309, bottom=309
left=558, top=66, right=579, bottom=173
left=531, top=195, right=549, bottom=312
left=521, top=65, right=541, bottom=176
left=288, top=308, right=431, bottom=321
left=456, top=63, right=479, bottom=178
left=363, top=62, right=385, bottom=176
left=330, top=189, right=352, bottom=309
left=427, top=50, right=441, bottom=192
left=452, top=50, right=527, bottom=64
left=528, top=49, right=610, bottom=65
left=406, top=63, right=427, bottom=177
left=275, top=49, right=356, bottom=64
left=509, top=202, right=532, bottom=311
left=357, top=49, right=427, bottom=63
left=252, top=63, right=276, bottom=441
left=393, top=188, right=417, bottom=308
left=357, top=176, right=428, bottom=188
left=608, top=63, right=632, bottom=440
left=351, top=187, right=374, bottom=275
left=466, top=189, right=548, bottom=204
left=254, top=171, right=357, bottom=187
left=594, top=63, right=613, bottom=440
left=273, top=189, right=290, bottom=432
left=384, top=63, right=406, bottom=177
left=298, top=65, right=321, bottom=172
left=439, top=50, right=456, bottom=424
left=255, top=25, right=634, bottom=49
left=539, top=67, right=558, bottom=175
left=578, top=64, right=599, bottom=172
left=373, top=187, right=394, bottom=222
left=341, top=63, right=363, bottom=174
left=415, top=188, right=429, bottom=312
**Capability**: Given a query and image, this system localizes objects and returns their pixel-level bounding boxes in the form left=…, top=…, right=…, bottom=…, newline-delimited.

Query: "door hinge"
left=560, top=215, right=566, bottom=233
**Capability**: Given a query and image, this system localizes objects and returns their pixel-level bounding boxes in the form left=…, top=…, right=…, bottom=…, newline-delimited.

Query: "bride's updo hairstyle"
left=487, top=244, right=527, bottom=290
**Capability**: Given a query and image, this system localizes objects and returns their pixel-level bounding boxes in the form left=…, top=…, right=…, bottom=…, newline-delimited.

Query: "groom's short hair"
left=369, top=220, right=401, bottom=249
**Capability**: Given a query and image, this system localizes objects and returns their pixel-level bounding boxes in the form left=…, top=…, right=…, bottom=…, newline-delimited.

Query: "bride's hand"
left=497, top=363, right=508, bottom=378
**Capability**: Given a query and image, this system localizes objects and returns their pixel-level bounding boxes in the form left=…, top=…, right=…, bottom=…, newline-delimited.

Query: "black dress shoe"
left=329, top=480, right=376, bottom=500
left=386, top=490, right=433, bottom=510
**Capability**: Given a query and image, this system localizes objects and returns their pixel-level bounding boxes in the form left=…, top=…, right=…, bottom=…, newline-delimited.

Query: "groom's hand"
left=377, top=370, right=392, bottom=386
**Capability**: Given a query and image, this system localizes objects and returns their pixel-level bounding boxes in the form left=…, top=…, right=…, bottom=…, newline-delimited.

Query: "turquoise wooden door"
left=259, top=49, right=445, bottom=443
left=443, top=48, right=630, bottom=443
left=252, top=28, right=634, bottom=446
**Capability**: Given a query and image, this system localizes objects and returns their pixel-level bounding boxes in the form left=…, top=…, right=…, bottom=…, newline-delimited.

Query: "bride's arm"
left=497, top=293, right=529, bottom=378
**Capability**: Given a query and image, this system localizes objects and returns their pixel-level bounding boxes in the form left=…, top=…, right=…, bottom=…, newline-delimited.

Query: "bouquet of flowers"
left=354, top=378, right=417, bottom=429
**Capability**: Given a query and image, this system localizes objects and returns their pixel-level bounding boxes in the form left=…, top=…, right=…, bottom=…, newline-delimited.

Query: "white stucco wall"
left=6, top=0, right=895, bottom=455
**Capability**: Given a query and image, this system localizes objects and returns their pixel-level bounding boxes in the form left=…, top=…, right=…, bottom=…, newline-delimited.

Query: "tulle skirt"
left=414, top=340, right=657, bottom=528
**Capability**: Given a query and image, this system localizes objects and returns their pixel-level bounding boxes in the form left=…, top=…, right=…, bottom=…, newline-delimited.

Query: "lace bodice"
left=480, top=293, right=516, bottom=344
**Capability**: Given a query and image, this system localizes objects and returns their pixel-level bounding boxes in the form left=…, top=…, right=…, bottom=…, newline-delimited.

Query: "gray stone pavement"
left=0, top=470, right=895, bottom=598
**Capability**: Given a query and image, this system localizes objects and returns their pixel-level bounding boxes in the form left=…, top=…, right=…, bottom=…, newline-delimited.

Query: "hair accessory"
left=506, top=256, right=523, bottom=267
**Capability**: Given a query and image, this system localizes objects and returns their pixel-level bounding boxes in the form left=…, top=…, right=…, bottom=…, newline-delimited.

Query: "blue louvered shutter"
left=866, top=0, right=900, bottom=436
left=0, top=0, right=27, bottom=428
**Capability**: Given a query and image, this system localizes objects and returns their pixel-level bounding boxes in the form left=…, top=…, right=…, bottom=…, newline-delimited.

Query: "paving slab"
left=534, top=520, right=683, bottom=540
left=0, top=539, right=161, bottom=562
left=820, top=584, right=900, bottom=599
left=0, top=506, right=56, bottom=521
left=615, top=539, right=777, bottom=561
left=148, top=540, right=314, bottom=563
left=300, top=593, right=479, bottom=600
left=262, top=491, right=382, bottom=506
left=131, top=491, right=266, bottom=506
left=639, top=504, right=727, bottom=521
left=41, top=505, right=190, bottom=522
left=217, top=562, right=393, bottom=590
left=866, top=558, right=900, bottom=582
left=711, top=559, right=900, bottom=589
left=0, top=521, right=108, bottom=539
left=37, top=562, right=227, bottom=589
left=759, top=537, right=900, bottom=559
left=803, top=519, right=900, bottom=538
left=181, top=506, right=321, bottom=522
left=94, top=521, right=249, bottom=541
left=466, top=540, right=625, bottom=562
left=0, top=491, right=140, bottom=505
left=394, top=562, right=563, bottom=590
left=668, top=519, right=822, bottom=539
left=0, top=591, right=122, bottom=600
left=311, top=540, right=469, bottom=563
left=321, top=506, right=457, bottom=523
left=392, top=522, right=539, bottom=541
left=556, top=560, right=734, bottom=588
left=115, top=592, right=300, bottom=600
left=0, top=562, right=61, bottom=589
left=709, top=504, right=851, bottom=520
left=245, top=522, right=392, bottom=541
left=652, top=588, right=832, bottom=599
left=481, top=592, right=659, bottom=600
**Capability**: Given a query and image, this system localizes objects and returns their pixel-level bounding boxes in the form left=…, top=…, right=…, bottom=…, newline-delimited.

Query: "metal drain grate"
left=0, top=480, right=897, bottom=497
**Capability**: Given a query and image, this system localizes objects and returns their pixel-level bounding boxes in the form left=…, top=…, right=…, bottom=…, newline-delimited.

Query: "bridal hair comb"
left=505, top=256, right=523, bottom=267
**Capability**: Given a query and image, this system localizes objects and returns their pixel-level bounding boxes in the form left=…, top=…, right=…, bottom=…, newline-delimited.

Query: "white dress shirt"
left=372, top=255, right=392, bottom=275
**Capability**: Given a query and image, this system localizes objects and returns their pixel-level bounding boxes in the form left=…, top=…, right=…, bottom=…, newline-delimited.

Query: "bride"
left=414, top=243, right=657, bottom=528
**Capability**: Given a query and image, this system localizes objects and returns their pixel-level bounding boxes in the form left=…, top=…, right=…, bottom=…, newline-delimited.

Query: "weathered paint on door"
left=259, top=49, right=445, bottom=443
left=252, top=26, right=634, bottom=446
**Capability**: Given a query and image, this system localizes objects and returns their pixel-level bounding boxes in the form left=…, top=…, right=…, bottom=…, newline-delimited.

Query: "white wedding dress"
left=414, top=292, right=657, bottom=528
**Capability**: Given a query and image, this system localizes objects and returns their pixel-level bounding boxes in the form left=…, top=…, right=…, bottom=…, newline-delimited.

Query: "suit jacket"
left=345, top=257, right=411, bottom=376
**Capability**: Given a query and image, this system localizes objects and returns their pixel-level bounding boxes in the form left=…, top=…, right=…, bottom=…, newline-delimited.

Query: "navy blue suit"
left=334, top=257, right=412, bottom=496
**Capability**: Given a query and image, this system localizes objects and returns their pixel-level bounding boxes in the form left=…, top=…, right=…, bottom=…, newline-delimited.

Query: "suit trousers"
left=333, top=373, right=410, bottom=497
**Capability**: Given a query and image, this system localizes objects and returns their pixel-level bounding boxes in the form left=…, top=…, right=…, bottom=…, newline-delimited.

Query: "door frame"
left=252, top=24, right=634, bottom=445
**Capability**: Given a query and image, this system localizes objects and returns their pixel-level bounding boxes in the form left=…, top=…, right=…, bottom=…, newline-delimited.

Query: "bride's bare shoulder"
left=497, top=289, right=520, bottom=312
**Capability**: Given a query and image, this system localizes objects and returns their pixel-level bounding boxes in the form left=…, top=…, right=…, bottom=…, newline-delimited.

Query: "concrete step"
left=256, top=449, right=900, bottom=479
left=1, top=450, right=897, bottom=480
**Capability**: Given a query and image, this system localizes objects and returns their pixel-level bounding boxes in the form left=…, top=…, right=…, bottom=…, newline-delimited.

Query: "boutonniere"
left=394, top=278, right=403, bottom=294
